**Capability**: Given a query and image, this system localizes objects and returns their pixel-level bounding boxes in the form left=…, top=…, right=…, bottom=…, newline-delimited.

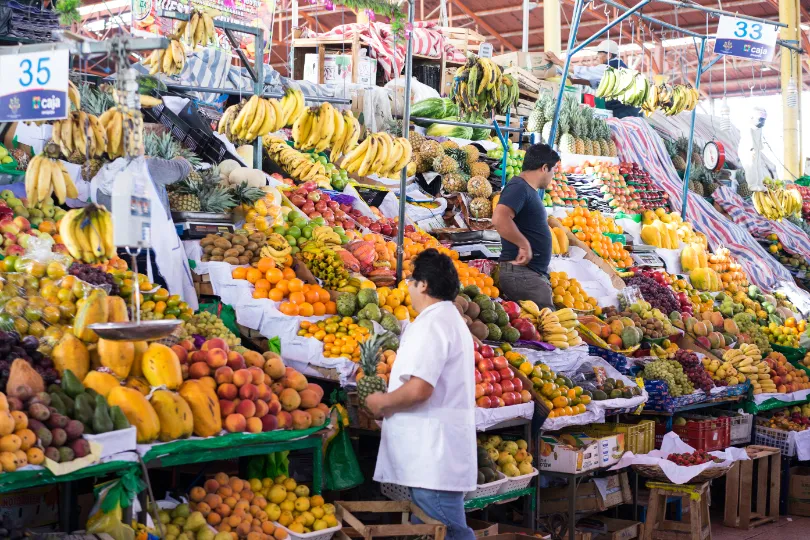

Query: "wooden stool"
left=642, top=481, right=711, bottom=540
left=723, top=445, right=780, bottom=529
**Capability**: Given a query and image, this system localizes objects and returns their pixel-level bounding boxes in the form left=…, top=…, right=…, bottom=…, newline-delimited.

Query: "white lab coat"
left=373, top=301, right=477, bottom=492
left=741, top=125, right=768, bottom=191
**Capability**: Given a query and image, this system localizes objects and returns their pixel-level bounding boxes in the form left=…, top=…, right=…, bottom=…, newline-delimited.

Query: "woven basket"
left=632, top=462, right=733, bottom=483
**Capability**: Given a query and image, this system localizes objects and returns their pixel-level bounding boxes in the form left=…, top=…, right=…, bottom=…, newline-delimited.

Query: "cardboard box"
left=538, top=433, right=624, bottom=473
left=0, top=486, right=59, bottom=528
left=468, top=519, right=499, bottom=538
left=492, top=52, right=557, bottom=78
left=789, top=466, right=810, bottom=516
left=583, top=517, right=640, bottom=540
left=303, top=53, right=377, bottom=87
left=538, top=473, right=631, bottom=515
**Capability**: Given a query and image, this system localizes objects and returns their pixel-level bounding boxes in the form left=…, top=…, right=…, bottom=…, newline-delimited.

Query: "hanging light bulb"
left=787, top=76, right=798, bottom=108
left=719, top=96, right=731, bottom=132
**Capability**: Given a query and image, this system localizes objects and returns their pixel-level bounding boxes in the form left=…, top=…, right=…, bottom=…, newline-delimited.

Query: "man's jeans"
left=410, top=487, right=475, bottom=540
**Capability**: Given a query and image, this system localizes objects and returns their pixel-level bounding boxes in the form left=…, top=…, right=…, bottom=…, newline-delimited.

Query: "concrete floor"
left=711, top=515, right=810, bottom=539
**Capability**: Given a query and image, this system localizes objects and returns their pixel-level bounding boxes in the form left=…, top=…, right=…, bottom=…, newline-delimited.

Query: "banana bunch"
left=143, top=39, right=186, bottom=76
left=265, top=138, right=331, bottom=187
left=340, top=132, right=412, bottom=179
left=51, top=111, right=107, bottom=160
left=336, top=276, right=364, bottom=294
left=659, top=84, right=699, bottom=116
left=449, top=56, right=519, bottom=115
left=597, top=67, right=699, bottom=116
left=310, top=226, right=343, bottom=248
left=98, top=106, right=143, bottom=159
left=182, top=8, right=221, bottom=48
left=259, top=233, right=292, bottom=266
left=280, top=87, right=306, bottom=127
left=218, top=95, right=286, bottom=144
left=25, top=143, right=79, bottom=205
left=292, top=102, right=362, bottom=160
left=58, top=204, right=115, bottom=264
left=68, top=81, right=81, bottom=111
left=536, top=307, right=582, bottom=349
left=752, top=187, right=803, bottom=221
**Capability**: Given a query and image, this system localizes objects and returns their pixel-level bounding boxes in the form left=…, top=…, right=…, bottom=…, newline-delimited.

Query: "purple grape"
left=22, top=336, right=39, bottom=351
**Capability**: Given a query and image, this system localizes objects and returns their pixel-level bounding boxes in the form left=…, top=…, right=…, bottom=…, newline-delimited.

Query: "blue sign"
left=713, top=16, right=777, bottom=62
left=0, top=48, right=69, bottom=122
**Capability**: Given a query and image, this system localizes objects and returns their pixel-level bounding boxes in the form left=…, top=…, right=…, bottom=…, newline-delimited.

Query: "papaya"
left=640, top=224, right=662, bottom=248
left=130, top=342, right=148, bottom=378
left=106, top=296, right=129, bottom=323
left=98, top=339, right=135, bottom=379
left=550, top=228, right=560, bottom=255
left=142, top=343, right=182, bottom=390
left=73, top=289, right=109, bottom=343
left=82, top=371, right=121, bottom=398
left=149, top=390, right=193, bottom=441
left=553, top=227, right=569, bottom=254
left=178, top=380, right=221, bottom=437
left=124, top=376, right=150, bottom=396
left=106, top=386, right=160, bottom=443
left=52, top=334, right=90, bottom=381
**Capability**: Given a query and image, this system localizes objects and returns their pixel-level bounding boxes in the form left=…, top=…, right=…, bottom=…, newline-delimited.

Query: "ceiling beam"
left=448, top=0, right=517, bottom=51
left=300, top=11, right=328, bottom=33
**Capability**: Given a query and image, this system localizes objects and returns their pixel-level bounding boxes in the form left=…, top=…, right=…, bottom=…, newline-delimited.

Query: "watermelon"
left=426, top=117, right=473, bottom=139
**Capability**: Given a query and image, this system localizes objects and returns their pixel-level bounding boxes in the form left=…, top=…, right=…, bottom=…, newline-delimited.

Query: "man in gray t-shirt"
left=492, top=144, right=560, bottom=310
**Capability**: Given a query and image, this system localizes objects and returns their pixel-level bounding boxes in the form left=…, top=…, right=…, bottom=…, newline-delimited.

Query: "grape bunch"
left=0, top=332, right=57, bottom=391
left=643, top=359, right=694, bottom=397
left=732, top=312, right=772, bottom=355
left=674, top=349, right=714, bottom=392
left=180, top=311, right=241, bottom=348
left=68, top=263, right=120, bottom=296
left=625, top=276, right=680, bottom=314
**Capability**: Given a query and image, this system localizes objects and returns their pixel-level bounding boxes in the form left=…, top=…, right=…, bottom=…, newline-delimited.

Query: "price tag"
left=478, top=43, right=493, bottom=59
left=0, top=48, right=69, bottom=123
left=713, top=15, right=778, bottom=61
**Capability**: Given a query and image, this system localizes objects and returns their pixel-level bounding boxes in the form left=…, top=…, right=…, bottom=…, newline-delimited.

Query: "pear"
left=173, top=503, right=190, bottom=518
left=183, top=511, right=206, bottom=532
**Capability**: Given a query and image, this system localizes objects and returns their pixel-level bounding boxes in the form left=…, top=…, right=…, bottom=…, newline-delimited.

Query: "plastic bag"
left=324, top=408, right=363, bottom=491
left=618, top=285, right=644, bottom=310
left=86, top=471, right=146, bottom=540
left=199, top=302, right=240, bottom=337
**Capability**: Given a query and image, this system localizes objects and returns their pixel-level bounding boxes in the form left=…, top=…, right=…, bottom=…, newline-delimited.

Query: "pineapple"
left=598, top=123, right=611, bottom=157
left=416, top=153, right=432, bottom=174
left=558, top=106, right=575, bottom=154
left=588, top=118, right=601, bottom=157
left=607, top=131, right=618, bottom=157
left=11, top=148, right=30, bottom=172
left=445, top=148, right=470, bottom=174
left=688, top=180, right=704, bottom=196
left=79, top=83, right=115, bottom=117
left=579, top=106, right=594, bottom=156
left=470, top=161, right=490, bottom=178
left=572, top=114, right=585, bottom=155
left=469, top=197, right=493, bottom=219
left=527, top=96, right=548, bottom=133
left=143, top=131, right=202, bottom=171
left=442, top=172, right=467, bottom=193
left=357, top=333, right=390, bottom=408
left=468, top=176, right=493, bottom=198
left=462, top=144, right=479, bottom=164
left=540, top=98, right=558, bottom=145
left=200, top=184, right=237, bottom=213
left=81, top=157, right=108, bottom=181
left=168, top=179, right=202, bottom=212
left=737, top=175, right=752, bottom=198
left=229, top=177, right=265, bottom=207
left=421, top=140, right=443, bottom=160
left=432, top=155, right=458, bottom=175
left=408, top=131, right=426, bottom=152
left=441, top=140, right=459, bottom=151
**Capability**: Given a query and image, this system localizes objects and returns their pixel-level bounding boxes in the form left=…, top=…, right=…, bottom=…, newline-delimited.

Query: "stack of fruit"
left=642, top=359, right=695, bottom=397
left=478, top=436, right=534, bottom=478
left=528, top=363, right=588, bottom=418
left=0, top=390, right=45, bottom=472
left=356, top=349, right=396, bottom=386
left=153, top=502, right=231, bottom=540
left=298, top=317, right=371, bottom=361
left=487, top=146, right=525, bottom=182
left=475, top=443, right=502, bottom=485
left=548, top=271, right=599, bottom=312
left=581, top=316, right=643, bottom=352
left=559, top=208, right=634, bottom=268
left=520, top=305, right=582, bottom=349
left=179, top=310, right=242, bottom=349
left=261, top=475, right=337, bottom=534
left=107, top=268, right=194, bottom=321
left=582, top=377, right=641, bottom=401
left=605, top=302, right=677, bottom=341
left=671, top=349, right=714, bottom=392
left=751, top=180, right=802, bottom=221
left=705, top=248, right=749, bottom=294
left=712, top=344, right=763, bottom=386
left=759, top=351, right=810, bottom=394
left=764, top=406, right=810, bottom=432
left=619, top=163, right=668, bottom=209
left=474, top=343, right=531, bottom=409
left=667, top=450, right=721, bottom=466
left=543, top=171, right=581, bottom=208
left=285, top=183, right=357, bottom=231
left=458, top=292, right=519, bottom=344
left=761, top=321, right=801, bottom=348
left=200, top=231, right=266, bottom=265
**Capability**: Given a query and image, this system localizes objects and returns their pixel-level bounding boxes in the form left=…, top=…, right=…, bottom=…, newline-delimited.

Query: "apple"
left=490, top=370, right=501, bottom=383
left=498, top=367, right=512, bottom=381
left=493, top=356, right=508, bottom=370
left=474, top=369, right=482, bottom=384
left=501, top=379, right=515, bottom=393
left=491, top=383, right=503, bottom=397
left=480, top=345, right=494, bottom=358
left=477, top=358, right=494, bottom=372
left=511, top=378, right=523, bottom=392
left=476, top=396, right=491, bottom=408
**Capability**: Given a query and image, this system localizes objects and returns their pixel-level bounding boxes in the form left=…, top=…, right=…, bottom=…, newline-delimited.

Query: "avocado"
left=622, top=388, right=633, bottom=399
left=464, top=285, right=481, bottom=298
left=480, top=309, right=498, bottom=324
left=610, top=389, right=623, bottom=399
left=477, top=471, right=486, bottom=484
left=593, top=390, right=608, bottom=401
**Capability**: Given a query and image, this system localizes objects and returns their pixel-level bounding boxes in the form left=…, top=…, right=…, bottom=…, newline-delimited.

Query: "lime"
left=273, top=225, right=287, bottom=235
left=333, top=226, right=345, bottom=235
left=311, top=217, right=326, bottom=226
left=293, top=217, right=308, bottom=229
left=302, top=226, right=313, bottom=239
left=285, top=235, right=297, bottom=246
left=287, top=226, right=302, bottom=239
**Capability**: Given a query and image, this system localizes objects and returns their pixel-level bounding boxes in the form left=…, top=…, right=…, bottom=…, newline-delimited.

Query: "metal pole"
left=522, top=0, right=530, bottom=53
left=161, top=83, right=352, bottom=103
left=404, top=116, right=522, bottom=132
left=396, top=0, right=415, bottom=284
left=547, top=0, right=584, bottom=146
left=254, top=29, right=264, bottom=170
left=681, top=38, right=706, bottom=218
left=570, top=0, right=653, bottom=55
left=600, top=0, right=706, bottom=38
left=653, top=0, right=788, bottom=27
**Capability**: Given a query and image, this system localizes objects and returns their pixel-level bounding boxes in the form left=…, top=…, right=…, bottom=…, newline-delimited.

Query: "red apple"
left=476, top=396, right=492, bottom=408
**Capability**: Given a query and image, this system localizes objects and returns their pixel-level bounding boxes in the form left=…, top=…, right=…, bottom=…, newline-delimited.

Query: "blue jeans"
left=409, top=487, right=475, bottom=540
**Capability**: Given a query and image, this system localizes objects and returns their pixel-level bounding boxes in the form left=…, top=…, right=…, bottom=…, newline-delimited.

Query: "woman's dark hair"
left=523, top=143, right=560, bottom=172
left=411, top=248, right=460, bottom=301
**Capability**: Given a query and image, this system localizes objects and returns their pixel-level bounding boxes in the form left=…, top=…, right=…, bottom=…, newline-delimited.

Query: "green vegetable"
left=426, top=117, right=474, bottom=139
left=110, top=406, right=131, bottom=431
left=93, top=395, right=114, bottom=434
left=61, top=369, right=85, bottom=399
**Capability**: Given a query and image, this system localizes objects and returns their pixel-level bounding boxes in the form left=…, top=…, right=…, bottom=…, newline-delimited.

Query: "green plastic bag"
left=324, top=409, right=363, bottom=491
left=199, top=302, right=239, bottom=337
left=247, top=451, right=290, bottom=480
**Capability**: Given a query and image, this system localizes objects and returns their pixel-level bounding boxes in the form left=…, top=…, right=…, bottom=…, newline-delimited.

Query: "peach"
left=239, top=383, right=259, bottom=401
left=306, top=407, right=326, bottom=427
left=228, top=350, right=245, bottom=364
left=267, top=400, right=282, bottom=416
left=204, top=478, right=220, bottom=493
left=215, top=366, right=234, bottom=384
left=246, top=417, right=262, bottom=433
left=191, top=350, right=209, bottom=364
left=283, top=370, right=308, bottom=392
left=263, top=353, right=285, bottom=379
left=248, top=366, right=265, bottom=385
left=214, top=472, right=229, bottom=485
left=291, top=410, right=312, bottom=430
left=256, top=383, right=271, bottom=402
left=216, top=503, right=231, bottom=517
left=254, top=400, right=269, bottom=418
left=171, top=344, right=189, bottom=364
left=316, top=403, right=329, bottom=413
left=188, top=362, right=211, bottom=379
left=207, top=512, right=221, bottom=526
left=271, top=382, right=284, bottom=395
left=298, top=389, right=320, bottom=409
left=263, top=373, right=272, bottom=386
left=236, top=399, right=256, bottom=418
left=279, top=388, right=301, bottom=411
left=219, top=400, right=237, bottom=417
left=226, top=355, right=246, bottom=371
left=260, top=414, right=278, bottom=432
left=229, top=477, right=244, bottom=492
left=243, top=350, right=265, bottom=368
left=207, top=348, right=229, bottom=369
left=236, top=522, right=251, bottom=537
left=221, top=492, right=235, bottom=505
left=181, top=364, right=189, bottom=380
left=190, top=486, right=206, bottom=502
left=196, top=502, right=212, bottom=515
left=276, top=411, right=292, bottom=429
left=224, top=413, right=247, bottom=433
left=233, top=369, right=252, bottom=387
left=179, top=339, right=195, bottom=351
left=203, top=338, right=230, bottom=353
left=204, top=493, right=222, bottom=508
left=217, top=383, right=238, bottom=401
left=306, top=383, right=325, bottom=402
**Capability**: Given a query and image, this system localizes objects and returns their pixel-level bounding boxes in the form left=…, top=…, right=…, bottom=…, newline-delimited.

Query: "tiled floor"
left=711, top=515, right=810, bottom=539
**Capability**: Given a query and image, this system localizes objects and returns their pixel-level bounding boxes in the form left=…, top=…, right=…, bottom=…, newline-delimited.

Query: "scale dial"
left=703, top=141, right=726, bottom=172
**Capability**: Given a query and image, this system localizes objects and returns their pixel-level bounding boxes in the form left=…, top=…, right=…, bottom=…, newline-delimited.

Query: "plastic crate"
left=728, top=412, right=754, bottom=445
left=754, top=424, right=796, bottom=457
left=274, top=522, right=341, bottom=540
left=380, top=482, right=411, bottom=501
left=654, top=415, right=731, bottom=451
left=587, top=420, right=655, bottom=455
left=465, top=473, right=508, bottom=501
left=142, top=102, right=206, bottom=153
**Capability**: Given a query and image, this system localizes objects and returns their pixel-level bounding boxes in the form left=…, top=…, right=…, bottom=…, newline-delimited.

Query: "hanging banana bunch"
left=51, top=111, right=107, bottom=162
left=68, top=81, right=81, bottom=111
left=143, top=38, right=186, bottom=76
left=24, top=143, right=79, bottom=205
left=449, top=56, right=519, bottom=115
left=340, top=132, right=413, bottom=179
left=217, top=95, right=289, bottom=144
left=597, top=67, right=699, bottom=116
left=183, top=8, right=221, bottom=48
left=291, top=102, right=362, bottom=161
left=97, top=106, right=144, bottom=159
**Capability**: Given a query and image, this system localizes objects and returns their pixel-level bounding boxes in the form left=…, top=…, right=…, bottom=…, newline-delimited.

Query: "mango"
left=52, top=334, right=89, bottom=381
left=107, top=386, right=160, bottom=443
left=178, top=380, right=221, bottom=437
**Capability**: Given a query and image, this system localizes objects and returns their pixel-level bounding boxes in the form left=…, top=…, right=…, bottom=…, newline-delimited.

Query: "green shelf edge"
left=464, top=486, right=536, bottom=510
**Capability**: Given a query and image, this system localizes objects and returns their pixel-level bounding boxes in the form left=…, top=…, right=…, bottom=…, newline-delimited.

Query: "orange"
left=312, top=302, right=326, bottom=316
left=257, top=258, right=275, bottom=273
left=268, top=288, right=285, bottom=302
left=325, top=301, right=337, bottom=315
left=275, top=280, right=290, bottom=295
left=483, top=276, right=494, bottom=287
left=282, top=267, right=296, bottom=280
left=280, top=302, right=299, bottom=316
left=266, top=268, right=284, bottom=284
left=317, top=288, right=330, bottom=303
left=252, top=289, right=268, bottom=299
left=490, top=286, right=499, bottom=297
left=288, top=278, right=304, bottom=293
left=289, top=292, right=306, bottom=305
left=255, top=279, right=271, bottom=291
left=232, top=267, right=247, bottom=280
left=305, top=289, right=320, bottom=304
left=246, top=268, right=262, bottom=284
left=298, top=302, right=314, bottom=317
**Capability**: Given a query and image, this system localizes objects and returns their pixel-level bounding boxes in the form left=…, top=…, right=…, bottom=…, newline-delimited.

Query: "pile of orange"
left=298, top=317, right=370, bottom=361
left=456, top=262, right=499, bottom=298
left=559, top=208, right=633, bottom=268
left=530, top=363, right=590, bottom=419
left=549, top=271, right=601, bottom=313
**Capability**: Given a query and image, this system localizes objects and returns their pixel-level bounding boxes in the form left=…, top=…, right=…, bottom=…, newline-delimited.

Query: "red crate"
left=654, top=415, right=731, bottom=451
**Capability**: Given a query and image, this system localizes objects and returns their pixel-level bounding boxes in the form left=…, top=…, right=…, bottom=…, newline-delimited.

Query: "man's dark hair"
left=411, top=248, right=460, bottom=301
left=523, top=143, right=560, bottom=173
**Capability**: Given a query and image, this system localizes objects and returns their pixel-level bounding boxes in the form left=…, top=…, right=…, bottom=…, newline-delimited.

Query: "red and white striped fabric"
left=608, top=118, right=794, bottom=291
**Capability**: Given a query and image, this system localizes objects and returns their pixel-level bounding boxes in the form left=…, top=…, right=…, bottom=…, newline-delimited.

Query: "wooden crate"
left=335, top=501, right=446, bottom=540
left=723, top=445, right=780, bottom=530
left=291, top=36, right=365, bottom=84
left=192, top=273, right=215, bottom=297
left=504, top=66, right=541, bottom=100
left=439, top=27, right=485, bottom=55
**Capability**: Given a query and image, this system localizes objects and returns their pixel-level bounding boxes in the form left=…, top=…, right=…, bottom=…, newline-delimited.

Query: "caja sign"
left=0, top=48, right=69, bottom=123
left=713, top=15, right=778, bottom=62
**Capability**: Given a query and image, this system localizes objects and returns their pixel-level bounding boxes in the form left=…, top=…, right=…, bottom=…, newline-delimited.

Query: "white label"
left=478, top=43, right=493, bottom=59
left=0, top=48, right=69, bottom=122
left=714, top=15, right=778, bottom=61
